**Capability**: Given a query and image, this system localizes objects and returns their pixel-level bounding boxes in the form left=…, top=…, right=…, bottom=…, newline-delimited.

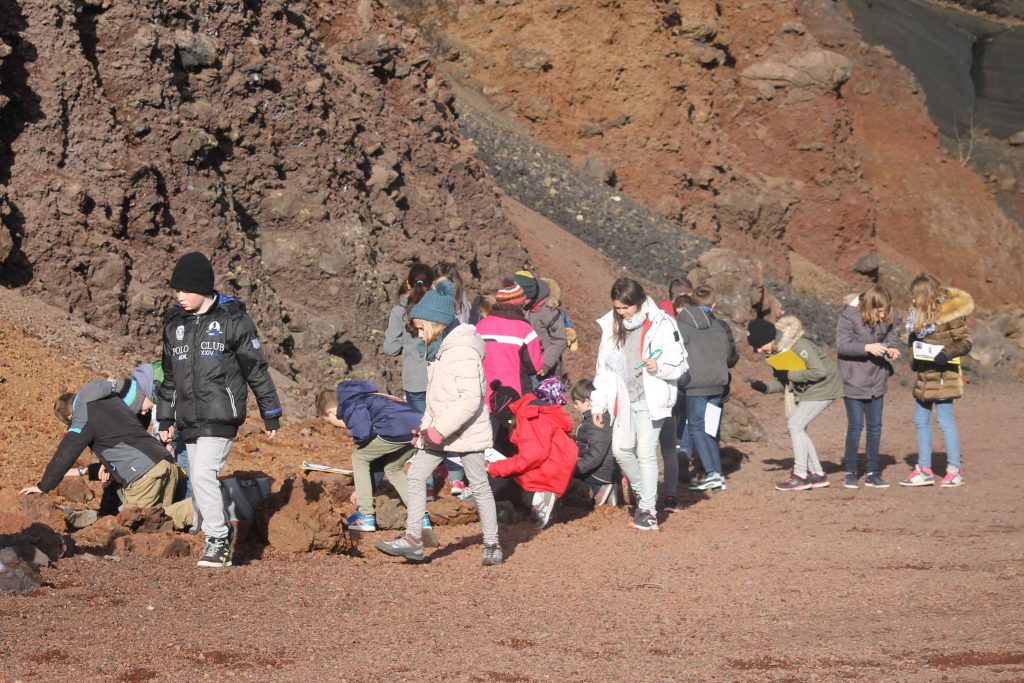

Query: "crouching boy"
left=570, top=379, right=619, bottom=506
left=317, top=381, right=429, bottom=532
left=21, top=370, right=193, bottom=531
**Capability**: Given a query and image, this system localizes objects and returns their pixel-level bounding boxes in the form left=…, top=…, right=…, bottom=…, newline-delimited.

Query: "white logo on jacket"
left=175, top=325, right=185, bottom=341
left=207, top=321, right=222, bottom=336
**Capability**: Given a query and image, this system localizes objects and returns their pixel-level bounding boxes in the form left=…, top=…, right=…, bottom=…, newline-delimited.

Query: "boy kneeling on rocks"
left=317, top=380, right=431, bottom=533
left=20, top=364, right=193, bottom=531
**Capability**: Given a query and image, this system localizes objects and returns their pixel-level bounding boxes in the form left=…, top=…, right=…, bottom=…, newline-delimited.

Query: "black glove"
left=932, top=350, right=949, bottom=365
left=750, top=379, right=768, bottom=394
left=773, top=369, right=789, bottom=384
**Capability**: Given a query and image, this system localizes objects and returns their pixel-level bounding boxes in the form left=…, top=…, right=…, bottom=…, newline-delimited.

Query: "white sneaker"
left=530, top=491, right=557, bottom=529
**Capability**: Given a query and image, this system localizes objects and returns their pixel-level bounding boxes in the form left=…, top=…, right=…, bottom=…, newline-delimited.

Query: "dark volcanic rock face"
left=0, top=0, right=523, bottom=400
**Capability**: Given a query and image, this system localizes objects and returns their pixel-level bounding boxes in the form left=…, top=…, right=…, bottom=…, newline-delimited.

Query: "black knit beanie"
left=746, top=318, right=777, bottom=349
left=170, top=252, right=215, bottom=294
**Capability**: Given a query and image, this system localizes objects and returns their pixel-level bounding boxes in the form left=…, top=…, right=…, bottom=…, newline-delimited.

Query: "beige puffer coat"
left=421, top=323, right=493, bottom=453
left=909, top=288, right=973, bottom=402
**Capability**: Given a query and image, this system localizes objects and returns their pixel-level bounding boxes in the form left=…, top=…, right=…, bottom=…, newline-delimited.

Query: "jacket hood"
left=775, top=315, right=805, bottom=352
left=936, top=288, right=974, bottom=325
left=129, top=363, right=156, bottom=403
left=677, top=305, right=712, bottom=331
left=510, top=393, right=574, bottom=433
left=540, top=278, right=561, bottom=308
left=335, top=380, right=378, bottom=420
left=531, top=279, right=552, bottom=310
left=440, top=323, right=485, bottom=357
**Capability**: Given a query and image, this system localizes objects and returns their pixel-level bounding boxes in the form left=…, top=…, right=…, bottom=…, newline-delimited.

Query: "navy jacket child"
left=318, top=381, right=423, bottom=532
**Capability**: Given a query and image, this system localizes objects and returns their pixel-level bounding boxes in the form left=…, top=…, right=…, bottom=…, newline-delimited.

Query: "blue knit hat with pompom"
left=410, top=280, right=457, bottom=325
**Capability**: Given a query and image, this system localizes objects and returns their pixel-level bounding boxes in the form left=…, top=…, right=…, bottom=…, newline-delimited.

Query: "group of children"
left=20, top=248, right=974, bottom=568
left=747, top=274, right=973, bottom=492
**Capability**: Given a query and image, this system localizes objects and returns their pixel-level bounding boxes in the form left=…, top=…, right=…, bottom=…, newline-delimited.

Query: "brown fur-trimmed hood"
left=775, top=315, right=804, bottom=353
left=934, top=288, right=974, bottom=325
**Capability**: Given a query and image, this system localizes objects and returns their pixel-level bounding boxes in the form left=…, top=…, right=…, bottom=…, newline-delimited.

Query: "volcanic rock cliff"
left=0, top=0, right=524, bottom=398
left=394, top=0, right=1024, bottom=308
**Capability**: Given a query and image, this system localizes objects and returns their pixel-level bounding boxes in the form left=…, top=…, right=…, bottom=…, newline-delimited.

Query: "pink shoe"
left=449, top=480, right=468, bottom=498
left=941, top=468, right=964, bottom=488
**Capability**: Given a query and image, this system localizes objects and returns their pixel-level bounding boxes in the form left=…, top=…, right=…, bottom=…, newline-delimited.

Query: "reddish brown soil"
left=2, top=273, right=1023, bottom=681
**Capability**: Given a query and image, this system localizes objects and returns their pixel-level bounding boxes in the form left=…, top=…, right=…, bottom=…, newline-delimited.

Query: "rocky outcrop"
left=0, top=0, right=525, bottom=403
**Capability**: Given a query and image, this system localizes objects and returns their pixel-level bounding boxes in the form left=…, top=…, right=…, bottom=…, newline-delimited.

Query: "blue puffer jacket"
left=336, top=381, right=423, bottom=447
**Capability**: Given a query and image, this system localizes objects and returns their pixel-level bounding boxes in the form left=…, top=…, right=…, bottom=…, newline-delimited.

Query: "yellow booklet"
left=765, top=349, right=807, bottom=371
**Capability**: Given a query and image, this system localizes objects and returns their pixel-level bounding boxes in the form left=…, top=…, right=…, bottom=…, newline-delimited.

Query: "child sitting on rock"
left=570, top=378, right=618, bottom=506
left=317, top=380, right=430, bottom=532
left=487, top=391, right=579, bottom=529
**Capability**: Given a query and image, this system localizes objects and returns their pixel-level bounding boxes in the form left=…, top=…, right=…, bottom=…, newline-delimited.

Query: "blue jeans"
left=405, top=391, right=426, bottom=414
left=843, top=396, right=885, bottom=475
left=687, top=395, right=724, bottom=475
left=914, top=399, right=960, bottom=470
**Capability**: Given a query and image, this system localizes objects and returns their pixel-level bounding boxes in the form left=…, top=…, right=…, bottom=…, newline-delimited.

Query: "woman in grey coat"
left=836, top=285, right=902, bottom=489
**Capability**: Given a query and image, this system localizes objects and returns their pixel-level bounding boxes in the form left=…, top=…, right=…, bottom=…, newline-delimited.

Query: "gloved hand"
left=773, top=369, right=789, bottom=384
left=421, top=427, right=444, bottom=450
left=750, top=379, right=768, bottom=394
left=932, top=350, right=949, bottom=365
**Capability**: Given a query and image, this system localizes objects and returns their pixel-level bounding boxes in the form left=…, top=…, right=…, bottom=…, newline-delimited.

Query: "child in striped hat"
left=477, top=278, right=544, bottom=406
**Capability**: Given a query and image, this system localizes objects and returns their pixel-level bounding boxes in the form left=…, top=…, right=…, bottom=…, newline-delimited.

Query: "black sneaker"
left=864, top=473, right=890, bottom=488
left=843, top=473, right=859, bottom=489
left=197, top=534, right=232, bottom=568
left=805, top=472, right=830, bottom=489
left=628, top=509, right=659, bottom=531
left=663, top=495, right=680, bottom=513
left=775, top=473, right=812, bottom=491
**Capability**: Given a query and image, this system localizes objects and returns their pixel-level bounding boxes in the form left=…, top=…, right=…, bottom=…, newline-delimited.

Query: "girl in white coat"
left=591, top=278, right=688, bottom=530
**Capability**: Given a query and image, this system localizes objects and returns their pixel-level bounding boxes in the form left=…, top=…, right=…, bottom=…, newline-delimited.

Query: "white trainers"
left=899, top=466, right=935, bottom=487
left=530, top=491, right=557, bottom=529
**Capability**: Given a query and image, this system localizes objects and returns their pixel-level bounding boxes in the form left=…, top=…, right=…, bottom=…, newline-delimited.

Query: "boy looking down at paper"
left=677, top=286, right=738, bottom=495
left=747, top=316, right=844, bottom=491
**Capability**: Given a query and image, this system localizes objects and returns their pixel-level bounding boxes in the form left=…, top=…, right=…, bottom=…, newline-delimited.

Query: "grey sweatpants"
left=404, top=449, right=499, bottom=546
left=186, top=436, right=233, bottom=538
left=787, top=399, right=832, bottom=476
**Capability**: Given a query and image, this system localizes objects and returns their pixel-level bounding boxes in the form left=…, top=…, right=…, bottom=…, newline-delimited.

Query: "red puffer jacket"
left=488, top=394, right=579, bottom=496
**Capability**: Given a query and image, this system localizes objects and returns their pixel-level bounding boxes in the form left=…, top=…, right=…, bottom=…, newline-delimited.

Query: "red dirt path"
left=1, top=287, right=1023, bottom=681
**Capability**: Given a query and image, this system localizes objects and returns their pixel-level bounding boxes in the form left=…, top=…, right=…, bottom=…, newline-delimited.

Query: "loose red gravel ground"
left=2, top=287, right=1023, bottom=681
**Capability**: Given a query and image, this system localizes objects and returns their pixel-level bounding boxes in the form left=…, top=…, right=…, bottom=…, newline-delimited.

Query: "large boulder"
left=112, top=533, right=194, bottom=559
left=258, top=477, right=353, bottom=554
left=426, top=497, right=479, bottom=526
left=686, top=248, right=782, bottom=325
left=741, top=50, right=852, bottom=93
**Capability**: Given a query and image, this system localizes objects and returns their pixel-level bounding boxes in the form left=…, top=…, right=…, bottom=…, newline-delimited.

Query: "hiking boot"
left=663, top=495, right=681, bottom=513
left=775, top=473, right=812, bottom=491
left=197, top=534, right=232, bottom=568
left=940, top=468, right=964, bottom=488
left=593, top=483, right=615, bottom=507
left=530, top=491, right=556, bottom=529
left=864, top=472, right=890, bottom=488
left=843, top=473, right=859, bottom=489
left=806, top=472, right=830, bottom=489
left=482, top=543, right=504, bottom=566
left=688, top=472, right=725, bottom=492
left=449, top=480, right=467, bottom=498
left=375, top=534, right=424, bottom=562
left=628, top=509, right=659, bottom=531
left=899, top=466, right=935, bottom=487
left=421, top=513, right=433, bottom=529
left=346, top=511, right=377, bottom=532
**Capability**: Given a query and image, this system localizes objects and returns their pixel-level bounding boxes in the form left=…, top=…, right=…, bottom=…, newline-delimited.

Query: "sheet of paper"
left=483, top=449, right=506, bottom=464
left=704, top=402, right=722, bottom=438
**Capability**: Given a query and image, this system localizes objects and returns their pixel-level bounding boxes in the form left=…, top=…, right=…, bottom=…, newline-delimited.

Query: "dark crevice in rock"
left=72, top=0, right=105, bottom=88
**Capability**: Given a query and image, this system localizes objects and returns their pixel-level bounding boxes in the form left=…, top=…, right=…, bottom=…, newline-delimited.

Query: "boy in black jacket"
left=571, top=379, right=618, bottom=506
left=157, top=252, right=282, bottom=568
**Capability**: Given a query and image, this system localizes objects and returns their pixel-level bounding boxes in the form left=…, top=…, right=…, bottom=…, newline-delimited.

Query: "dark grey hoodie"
left=676, top=306, right=738, bottom=397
